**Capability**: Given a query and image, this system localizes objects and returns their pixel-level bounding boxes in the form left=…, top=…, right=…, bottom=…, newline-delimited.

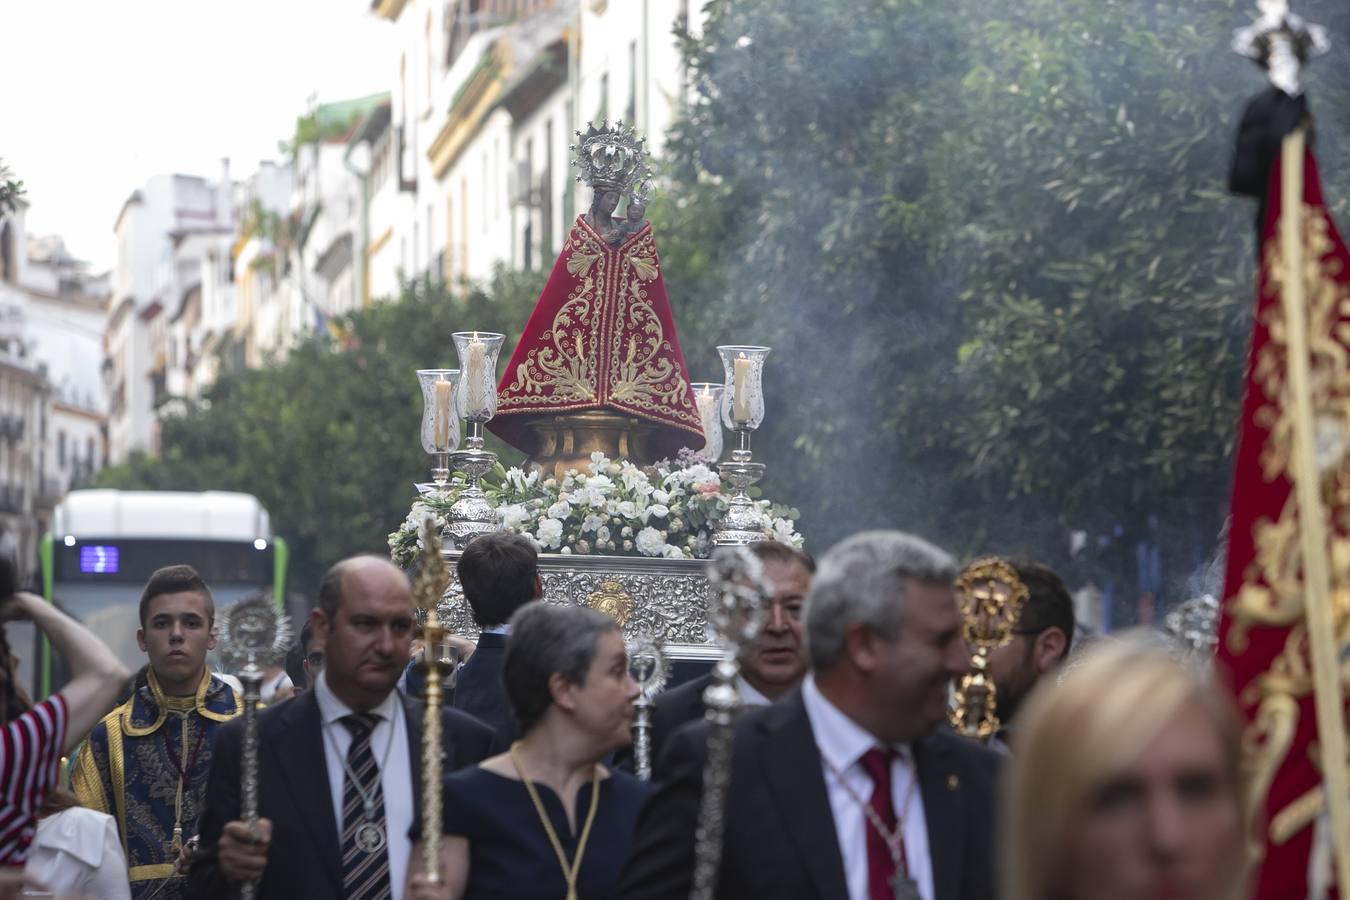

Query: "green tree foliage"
left=0, top=159, right=24, bottom=214
left=656, top=0, right=1350, bottom=602
left=95, top=271, right=543, bottom=590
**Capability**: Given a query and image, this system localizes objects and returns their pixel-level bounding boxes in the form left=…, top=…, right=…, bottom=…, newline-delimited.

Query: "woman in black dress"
left=407, top=601, right=649, bottom=900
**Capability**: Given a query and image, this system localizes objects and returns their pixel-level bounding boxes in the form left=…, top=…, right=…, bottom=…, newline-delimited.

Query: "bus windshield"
left=22, top=489, right=287, bottom=698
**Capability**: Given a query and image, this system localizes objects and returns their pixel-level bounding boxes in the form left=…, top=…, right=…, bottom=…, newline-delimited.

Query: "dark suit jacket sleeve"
left=616, top=720, right=709, bottom=900
left=444, top=707, right=504, bottom=767
left=187, top=716, right=244, bottom=900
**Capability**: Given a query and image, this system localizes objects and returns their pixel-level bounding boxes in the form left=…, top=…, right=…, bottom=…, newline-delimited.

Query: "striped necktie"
left=339, top=712, right=391, bottom=900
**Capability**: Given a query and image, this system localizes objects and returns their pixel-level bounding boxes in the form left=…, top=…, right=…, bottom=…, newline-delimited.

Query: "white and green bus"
left=18, top=489, right=287, bottom=698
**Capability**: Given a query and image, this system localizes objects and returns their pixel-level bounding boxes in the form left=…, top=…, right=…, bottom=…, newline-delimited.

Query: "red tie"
left=860, top=747, right=903, bottom=900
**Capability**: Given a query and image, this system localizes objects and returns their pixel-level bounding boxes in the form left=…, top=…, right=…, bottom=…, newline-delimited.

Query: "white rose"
left=537, top=518, right=564, bottom=549
left=548, top=500, right=572, bottom=520
left=617, top=501, right=638, bottom=518
left=501, top=504, right=530, bottom=531
left=648, top=504, right=670, bottom=519
left=636, top=526, right=666, bottom=557
left=663, top=545, right=685, bottom=559
left=597, top=526, right=611, bottom=544
left=652, top=489, right=670, bottom=504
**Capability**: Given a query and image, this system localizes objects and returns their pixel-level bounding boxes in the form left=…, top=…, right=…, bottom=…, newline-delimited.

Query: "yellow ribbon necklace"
left=509, top=742, right=601, bottom=900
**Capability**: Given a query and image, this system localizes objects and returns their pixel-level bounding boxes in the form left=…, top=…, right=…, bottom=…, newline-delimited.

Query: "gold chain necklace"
left=509, top=742, right=602, bottom=900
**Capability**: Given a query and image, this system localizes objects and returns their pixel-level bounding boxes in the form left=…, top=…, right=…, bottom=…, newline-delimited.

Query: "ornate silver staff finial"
left=1163, top=593, right=1222, bottom=657
left=1233, top=0, right=1330, bottom=96
left=690, top=547, right=769, bottom=900
left=215, top=595, right=292, bottom=900
left=626, top=631, right=669, bottom=781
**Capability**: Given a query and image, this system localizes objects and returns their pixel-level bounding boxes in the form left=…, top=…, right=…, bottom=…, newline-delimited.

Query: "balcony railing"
left=0, top=485, right=26, bottom=514
left=35, top=476, right=62, bottom=508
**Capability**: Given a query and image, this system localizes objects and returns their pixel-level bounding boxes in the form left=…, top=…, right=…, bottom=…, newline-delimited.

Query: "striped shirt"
left=0, top=695, right=68, bottom=867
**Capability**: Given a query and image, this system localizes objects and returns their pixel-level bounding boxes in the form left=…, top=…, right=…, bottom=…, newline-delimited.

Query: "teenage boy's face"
left=137, top=591, right=214, bottom=692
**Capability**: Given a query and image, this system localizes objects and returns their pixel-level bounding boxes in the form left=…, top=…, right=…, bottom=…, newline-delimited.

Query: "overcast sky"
left=2, top=0, right=397, bottom=273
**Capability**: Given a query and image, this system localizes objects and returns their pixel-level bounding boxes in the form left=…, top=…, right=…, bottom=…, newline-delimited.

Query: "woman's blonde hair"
left=1002, top=635, right=1249, bottom=900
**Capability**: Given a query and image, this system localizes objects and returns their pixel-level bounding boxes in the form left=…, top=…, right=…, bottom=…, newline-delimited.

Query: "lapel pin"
left=947, top=774, right=960, bottom=791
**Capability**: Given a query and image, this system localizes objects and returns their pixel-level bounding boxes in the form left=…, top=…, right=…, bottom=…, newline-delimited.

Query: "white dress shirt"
left=735, top=675, right=773, bottom=707
left=314, top=672, right=413, bottom=900
left=801, top=675, right=934, bottom=900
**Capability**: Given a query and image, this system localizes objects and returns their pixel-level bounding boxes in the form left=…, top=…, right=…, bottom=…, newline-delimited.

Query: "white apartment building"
left=289, top=94, right=388, bottom=325
left=107, top=166, right=234, bottom=463
left=0, top=201, right=109, bottom=576
left=372, top=0, right=704, bottom=288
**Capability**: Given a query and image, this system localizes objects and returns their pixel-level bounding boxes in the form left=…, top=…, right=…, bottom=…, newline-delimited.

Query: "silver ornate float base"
left=437, top=550, right=716, bottom=658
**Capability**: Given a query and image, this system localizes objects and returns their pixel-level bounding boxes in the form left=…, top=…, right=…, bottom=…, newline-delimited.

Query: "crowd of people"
left=0, top=528, right=1249, bottom=900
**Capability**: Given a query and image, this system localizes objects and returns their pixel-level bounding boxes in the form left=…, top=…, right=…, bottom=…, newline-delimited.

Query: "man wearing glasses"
left=982, top=559, right=1075, bottom=752
left=635, top=540, right=814, bottom=777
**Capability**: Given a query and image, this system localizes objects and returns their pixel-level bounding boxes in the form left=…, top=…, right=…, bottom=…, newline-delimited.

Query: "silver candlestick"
left=416, top=369, right=461, bottom=500
left=714, top=428, right=768, bottom=546
left=446, top=332, right=504, bottom=547
left=626, top=632, right=668, bottom=781
left=689, top=547, right=769, bottom=900
left=215, top=594, right=292, bottom=900
left=446, top=421, right=500, bottom=547
left=713, top=345, right=770, bottom=546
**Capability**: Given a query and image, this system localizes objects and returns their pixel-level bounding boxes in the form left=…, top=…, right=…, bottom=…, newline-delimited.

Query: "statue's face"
left=627, top=201, right=646, bottom=221
left=599, top=191, right=620, bottom=215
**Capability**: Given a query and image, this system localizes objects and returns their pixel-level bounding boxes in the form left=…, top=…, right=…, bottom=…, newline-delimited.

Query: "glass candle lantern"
left=717, top=346, right=770, bottom=432
left=690, top=382, right=725, bottom=461
left=417, top=369, right=461, bottom=455
left=452, top=332, right=505, bottom=423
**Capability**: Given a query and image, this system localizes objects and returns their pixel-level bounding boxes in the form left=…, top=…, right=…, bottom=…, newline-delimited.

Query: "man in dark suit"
left=450, top=532, right=541, bottom=746
left=616, top=540, right=813, bottom=774
left=189, top=555, right=500, bottom=900
left=618, top=530, right=1000, bottom=900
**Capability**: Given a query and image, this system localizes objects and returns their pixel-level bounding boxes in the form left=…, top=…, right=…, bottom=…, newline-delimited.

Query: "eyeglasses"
left=305, top=652, right=325, bottom=666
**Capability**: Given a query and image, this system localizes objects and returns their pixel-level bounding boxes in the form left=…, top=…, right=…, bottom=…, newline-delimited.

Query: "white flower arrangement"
left=388, top=449, right=803, bottom=567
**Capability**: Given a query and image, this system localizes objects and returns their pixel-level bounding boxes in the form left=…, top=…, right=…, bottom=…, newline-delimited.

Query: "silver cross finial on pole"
left=1233, top=0, right=1330, bottom=96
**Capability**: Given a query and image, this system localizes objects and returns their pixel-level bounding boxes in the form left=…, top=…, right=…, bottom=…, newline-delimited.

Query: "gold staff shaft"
left=1277, top=125, right=1350, bottom=890
left=421, top=617, right=446, bottom=881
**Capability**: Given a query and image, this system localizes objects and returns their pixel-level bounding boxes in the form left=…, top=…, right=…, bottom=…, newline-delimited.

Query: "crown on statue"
left=571, top=120, right=651, bottom=194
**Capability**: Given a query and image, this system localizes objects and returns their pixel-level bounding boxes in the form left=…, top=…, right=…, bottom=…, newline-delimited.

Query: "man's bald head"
left=317, top=555, right=412, bottom=621
left=312, top=554, right=416, bottom=710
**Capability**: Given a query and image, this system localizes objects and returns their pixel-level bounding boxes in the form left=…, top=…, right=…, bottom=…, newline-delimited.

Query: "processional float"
left=1216, top=1, right=1350, bottom=895
left=393, top=120, right=804, bottom=881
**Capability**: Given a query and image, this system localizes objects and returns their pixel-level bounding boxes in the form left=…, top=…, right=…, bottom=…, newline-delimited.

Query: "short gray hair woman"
left=407, top=602, right=647, bottom=900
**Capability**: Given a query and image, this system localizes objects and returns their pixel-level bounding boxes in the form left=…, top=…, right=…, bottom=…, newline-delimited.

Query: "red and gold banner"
left=489, top=216, right=705, bottom=459
left=1218, top=144, right=1350, bottom=899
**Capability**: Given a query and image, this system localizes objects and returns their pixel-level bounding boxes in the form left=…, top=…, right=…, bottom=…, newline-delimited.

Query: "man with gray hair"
left=618, top=530, right=1000, bottom=900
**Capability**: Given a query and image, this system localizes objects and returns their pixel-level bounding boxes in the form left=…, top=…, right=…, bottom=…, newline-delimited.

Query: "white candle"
left=434, top=379, right=452, bottom=448
left=465, top=333, right=488, bottom=415
left=696, top=386, right=716, bottom=435
left=732, top=354, right=752, bottom=423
